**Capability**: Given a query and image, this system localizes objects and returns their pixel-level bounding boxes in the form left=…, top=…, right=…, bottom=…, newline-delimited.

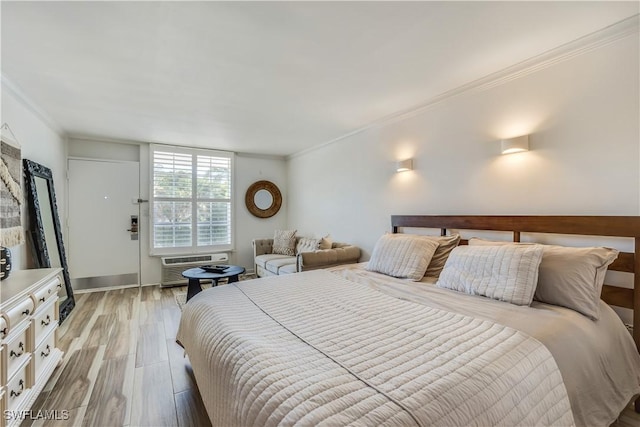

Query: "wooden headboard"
left=391, top=215, right=640, bottom=350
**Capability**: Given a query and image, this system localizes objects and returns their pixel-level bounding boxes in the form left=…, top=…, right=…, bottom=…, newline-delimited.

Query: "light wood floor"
left=23, top=285, right=211, bottom=427
left=22, top=284, right=640, bottom=427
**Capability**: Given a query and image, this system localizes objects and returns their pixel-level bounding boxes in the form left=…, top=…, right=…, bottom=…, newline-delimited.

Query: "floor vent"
left=160, top=253, right=229, bottom=287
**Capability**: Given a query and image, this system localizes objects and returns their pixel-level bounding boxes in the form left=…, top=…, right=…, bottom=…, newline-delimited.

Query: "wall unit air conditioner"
left=160, top=253, right=229, bottom=287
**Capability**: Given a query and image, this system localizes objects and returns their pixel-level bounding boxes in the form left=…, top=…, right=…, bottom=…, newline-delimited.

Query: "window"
left=150, top=145, right=233, bottom=255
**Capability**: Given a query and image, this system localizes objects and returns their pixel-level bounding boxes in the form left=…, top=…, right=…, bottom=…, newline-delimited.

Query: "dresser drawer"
left=31, top=277, right=61, bottom=310
left=5, top=362, right=30, bottom=413
left=32, top=300, right=57, bottom=348
left=3, top=299, right=34, bottom=333
left=33, top=329, right=57, bottom=383
left=4, top=323, right=29, bottom=381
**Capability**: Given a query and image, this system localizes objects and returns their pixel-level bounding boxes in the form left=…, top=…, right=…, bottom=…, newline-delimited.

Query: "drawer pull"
left=41, top=315, right=51, bottom=327
left=10, top=379, right=24, bottom=397
left=10, top=342, right=25, bottom=358
left=41, top=345, right=51, bottom=357
left=0, top=327, right=7, bottom=338
left=39, top=296, right=46, bottom=303
left=22, top=309, right=30, bottom=316
left=57, top=283, right=62, bottom=289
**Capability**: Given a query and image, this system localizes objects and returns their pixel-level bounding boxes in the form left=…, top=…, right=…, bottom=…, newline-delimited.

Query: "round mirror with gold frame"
left=245, top=180, right=282, bottom=218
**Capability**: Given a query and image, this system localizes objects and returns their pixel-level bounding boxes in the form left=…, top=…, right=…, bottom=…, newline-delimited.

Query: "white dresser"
left=0, top=268, right=64, bottom=427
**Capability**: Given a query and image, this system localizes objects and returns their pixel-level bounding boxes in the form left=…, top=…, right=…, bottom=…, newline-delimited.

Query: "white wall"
left=287, top=35, right=640, bottom=260
left=68, top=138, right=287, bottom=284
left=1, top=80, right=67, bottom=270
left=234, top=153, right=288, bottom=272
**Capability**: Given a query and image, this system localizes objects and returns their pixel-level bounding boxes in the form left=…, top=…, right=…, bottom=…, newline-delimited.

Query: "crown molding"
left=68, top=133, right=287, bottom=160
left=288, top=14, right=639, bottom=160
left=235, top=152, right=287, bottom=161
left=67, top=133, right=144, bottom=146
left=1, top=74, right=65, bottom=137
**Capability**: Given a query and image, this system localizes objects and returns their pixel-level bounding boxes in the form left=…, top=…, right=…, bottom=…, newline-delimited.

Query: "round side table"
left=182, top=265, right=246, bottom=302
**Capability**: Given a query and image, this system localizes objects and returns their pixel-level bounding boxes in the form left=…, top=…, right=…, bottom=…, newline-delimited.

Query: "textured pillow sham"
left=423, top=234, right=461, bottom=278
left=437, top=244, right=544, bottom=306
left=296, top=237, right=321, bottom=254
left=366, top=234, right=439, bottom=281
left=272, top=229, right=297, bottom=256
left=468, top=238, right=619, bottom=320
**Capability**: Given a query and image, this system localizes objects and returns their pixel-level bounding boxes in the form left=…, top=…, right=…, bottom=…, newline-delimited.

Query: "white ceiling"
left=1, top=2, right=638, bottom=156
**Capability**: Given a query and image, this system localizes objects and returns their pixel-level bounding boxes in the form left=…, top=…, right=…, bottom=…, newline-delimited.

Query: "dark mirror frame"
left=23, top=159, right=74, bottom=323
left=245, top=180, right=282, bottom=218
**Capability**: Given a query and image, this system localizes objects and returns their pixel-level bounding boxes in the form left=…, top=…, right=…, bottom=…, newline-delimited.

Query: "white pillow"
left=366, top=234, right=439, bottom=281
left=468, top=238, right=619, bottom=319
left=437, top=244, right=544, bottom=306
left=318, top=234, right=333, bottom=250
left=296, top=237, right=320, bottom=254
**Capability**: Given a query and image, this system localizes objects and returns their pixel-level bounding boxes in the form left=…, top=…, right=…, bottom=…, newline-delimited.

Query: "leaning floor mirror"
left=23, top=159, right=75, bottom=323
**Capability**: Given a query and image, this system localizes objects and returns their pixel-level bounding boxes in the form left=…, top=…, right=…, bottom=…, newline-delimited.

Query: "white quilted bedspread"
left=177, top=270, right=575, bottom=427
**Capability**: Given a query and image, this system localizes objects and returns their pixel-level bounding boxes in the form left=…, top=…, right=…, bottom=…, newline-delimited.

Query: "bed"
left=177, top=215, right=640, bottom=426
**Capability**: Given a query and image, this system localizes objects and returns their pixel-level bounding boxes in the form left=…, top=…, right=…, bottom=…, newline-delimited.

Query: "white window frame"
left=149, top=144, right=234, bottom=256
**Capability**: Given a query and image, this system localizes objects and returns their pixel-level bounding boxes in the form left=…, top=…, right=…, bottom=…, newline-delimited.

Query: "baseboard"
left=74, top=283, right=140, bottom=294
left=72, top=273, right=138, bottom=291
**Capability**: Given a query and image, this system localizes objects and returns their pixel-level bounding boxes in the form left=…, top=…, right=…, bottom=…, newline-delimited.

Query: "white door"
left=68, top=159, right=140, bottom=289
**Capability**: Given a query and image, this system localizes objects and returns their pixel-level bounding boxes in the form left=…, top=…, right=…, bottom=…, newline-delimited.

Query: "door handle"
left=128, top=215, right=139, bottom=240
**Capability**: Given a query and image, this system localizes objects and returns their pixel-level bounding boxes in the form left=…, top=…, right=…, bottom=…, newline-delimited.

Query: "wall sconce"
left=396, top=159, right=413, bottom=172
left=501, top=135, right=529, bottom=154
